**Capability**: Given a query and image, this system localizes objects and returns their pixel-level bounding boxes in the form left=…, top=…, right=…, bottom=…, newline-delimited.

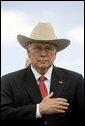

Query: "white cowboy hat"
left=17, top=22, right=70, bottom=52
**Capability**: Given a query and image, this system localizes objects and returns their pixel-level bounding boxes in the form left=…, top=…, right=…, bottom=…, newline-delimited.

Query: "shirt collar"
left=31, top=65, right=53, bottom=82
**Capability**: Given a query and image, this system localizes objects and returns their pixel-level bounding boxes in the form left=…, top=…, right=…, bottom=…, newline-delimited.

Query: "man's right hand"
left=39, top=92, right=69, bottom=115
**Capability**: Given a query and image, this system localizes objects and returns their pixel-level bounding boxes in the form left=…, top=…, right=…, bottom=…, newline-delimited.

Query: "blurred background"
left=1, top=1, right=84, bottom=76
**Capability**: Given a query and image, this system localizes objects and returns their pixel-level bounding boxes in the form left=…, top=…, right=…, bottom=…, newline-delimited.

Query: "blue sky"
left=1, top=1, right=84, bottom=76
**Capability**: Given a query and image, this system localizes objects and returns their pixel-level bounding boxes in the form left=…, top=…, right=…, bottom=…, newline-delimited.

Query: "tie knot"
left=39, top=76, right=46, bottom=81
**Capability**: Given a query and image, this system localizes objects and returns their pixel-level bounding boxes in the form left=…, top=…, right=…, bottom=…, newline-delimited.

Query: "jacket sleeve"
left=74, top=74, right=84, bottom=123
left=77, top=74, right=84, bottom=112
left=77, top=76, right=84, bottom=112
left=1, top=75, right=36, bottom=122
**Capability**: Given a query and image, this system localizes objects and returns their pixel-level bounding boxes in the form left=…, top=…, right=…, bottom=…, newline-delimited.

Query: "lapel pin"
left=58, top=81, right=63, bottom=84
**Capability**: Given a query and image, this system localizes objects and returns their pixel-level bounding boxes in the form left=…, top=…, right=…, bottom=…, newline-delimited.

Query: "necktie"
left=39, top=76, right=48, bottom=99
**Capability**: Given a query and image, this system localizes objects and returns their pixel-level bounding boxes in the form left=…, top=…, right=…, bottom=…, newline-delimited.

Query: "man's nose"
left=40, top=49, right=47, bottom=56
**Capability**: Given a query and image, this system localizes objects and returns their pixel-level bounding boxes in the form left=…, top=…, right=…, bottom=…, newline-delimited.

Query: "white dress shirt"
left=31, top=65, right=53, bottom=118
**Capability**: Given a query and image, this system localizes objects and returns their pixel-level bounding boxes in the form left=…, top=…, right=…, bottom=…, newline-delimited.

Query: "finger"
left=51, top=103, right=69, bottom=110
left=54, top=98, right=68, bottom=102
left=53, top=101, right=69, bottom=108
left=57, top=105, right=68, bottom=110
left=56, top=109, right=65, bottom=113
left=46, top=92, right=54, bottom=99
left=59, top=102, right=69, bottom=106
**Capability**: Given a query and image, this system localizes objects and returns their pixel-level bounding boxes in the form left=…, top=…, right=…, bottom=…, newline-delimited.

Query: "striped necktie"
left=39, top=76, right=48, bottom=99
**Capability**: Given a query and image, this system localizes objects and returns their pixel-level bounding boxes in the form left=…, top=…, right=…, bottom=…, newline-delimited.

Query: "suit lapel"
left=50, top=66, right=65, bottom=98
left=22, top=66, right=42, bottom=104
left=22, top=66, right=65, bottom=103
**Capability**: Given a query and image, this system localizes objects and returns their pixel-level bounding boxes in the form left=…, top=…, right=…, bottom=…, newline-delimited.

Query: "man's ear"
left=55, top=50, right=57, bottom=56
left=54, top=51, right=57, bottom=60
left=27, top=49, right=31, bottom=58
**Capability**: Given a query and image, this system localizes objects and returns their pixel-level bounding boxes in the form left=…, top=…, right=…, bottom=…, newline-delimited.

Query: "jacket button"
left=44, top=121, right=48, bottom=125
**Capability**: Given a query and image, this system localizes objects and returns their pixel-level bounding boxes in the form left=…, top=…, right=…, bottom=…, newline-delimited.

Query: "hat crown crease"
left=30, top=22, right=57, bottom=40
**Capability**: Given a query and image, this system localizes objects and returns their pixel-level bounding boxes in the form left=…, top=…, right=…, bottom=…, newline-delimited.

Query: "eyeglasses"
left=32, top=46, right=57, bottom=53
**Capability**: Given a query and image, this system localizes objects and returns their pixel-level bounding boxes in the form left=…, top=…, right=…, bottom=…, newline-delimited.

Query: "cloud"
left=54, top=58, right=84, bottom=75
left=67, top=27, right=84, bottom=44
left=1, top=10, right=32, bottom=45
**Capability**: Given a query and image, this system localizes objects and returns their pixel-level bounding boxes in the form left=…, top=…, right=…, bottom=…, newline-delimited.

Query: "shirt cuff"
left=36, top=104, right=42, bottom=118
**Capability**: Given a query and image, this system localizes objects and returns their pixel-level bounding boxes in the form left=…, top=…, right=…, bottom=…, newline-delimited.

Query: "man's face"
left=27, top=42, right=57, bottom=70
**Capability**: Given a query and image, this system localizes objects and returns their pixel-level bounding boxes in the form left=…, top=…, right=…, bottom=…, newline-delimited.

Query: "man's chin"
left=38, top=64, right=50, bottom=69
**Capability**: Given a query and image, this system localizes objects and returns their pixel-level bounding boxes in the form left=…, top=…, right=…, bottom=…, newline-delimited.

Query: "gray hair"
left=27, top=43, right=32, bottom=49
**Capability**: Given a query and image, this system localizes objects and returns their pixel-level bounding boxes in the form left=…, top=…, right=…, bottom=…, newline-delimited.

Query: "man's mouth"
left=38, top=60, right=48, bottom=62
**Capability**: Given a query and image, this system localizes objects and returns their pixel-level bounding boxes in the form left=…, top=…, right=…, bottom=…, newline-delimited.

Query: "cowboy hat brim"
left=17, top=34, right=70, bottom=52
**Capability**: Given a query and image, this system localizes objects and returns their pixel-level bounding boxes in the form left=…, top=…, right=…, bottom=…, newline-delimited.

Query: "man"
left=1, top=22, right=84, bottom=126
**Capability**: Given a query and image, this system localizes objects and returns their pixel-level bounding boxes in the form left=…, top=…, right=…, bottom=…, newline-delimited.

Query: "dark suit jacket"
left=1, top=66, right=84, bottom=126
